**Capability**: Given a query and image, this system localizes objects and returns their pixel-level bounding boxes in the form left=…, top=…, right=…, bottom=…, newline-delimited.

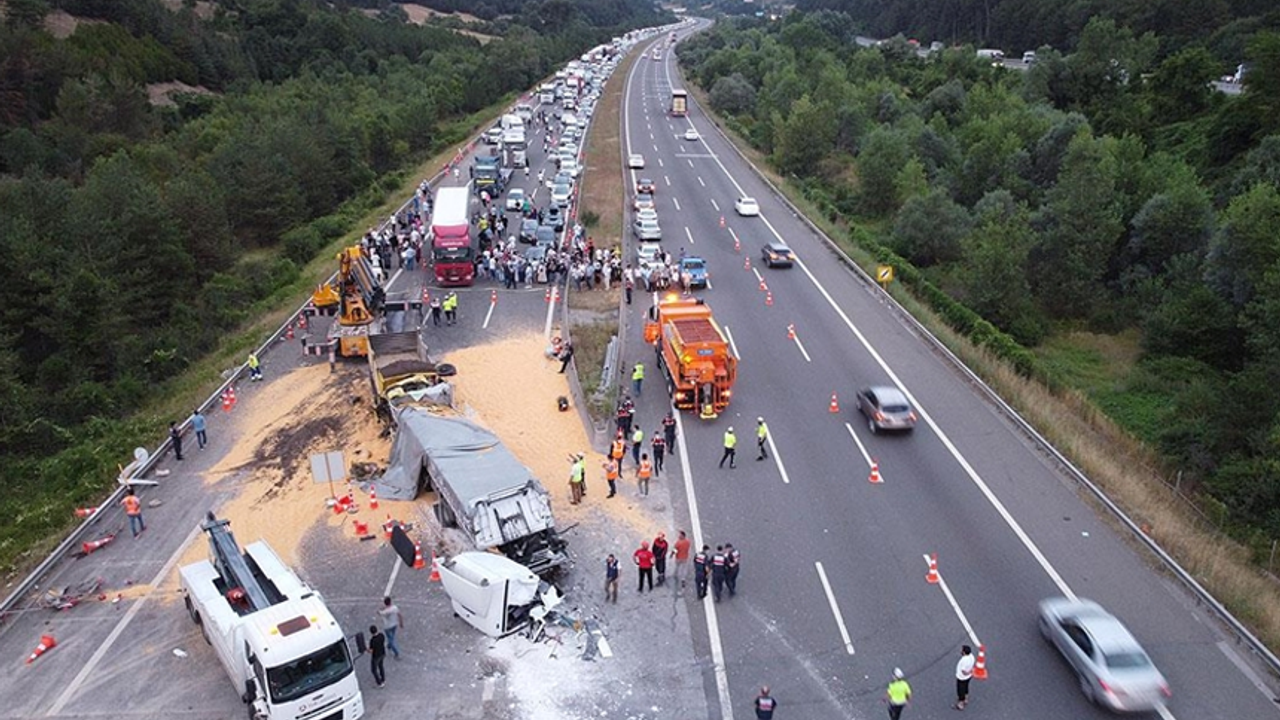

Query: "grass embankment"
left=1, top=98, right=520, bottom=583
left=684, top=83, right=1280, bottom=651
left=569, top=48, right=641, bottom=418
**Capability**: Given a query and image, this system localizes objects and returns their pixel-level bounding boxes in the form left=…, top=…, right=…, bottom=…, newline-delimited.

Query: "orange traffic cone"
left=719, top=215, right=725, bottom=229
left=421, top=288, right=429, bottom=306
left=74, top=507, right=98, bottom=519
left=81, top=533, right=116, bottom=556
left=765, top=292, right=773, bottom=307
left=743, top=256, right=751, bottom=271
left=298, top=314, right=308, bottom=331
left=221, top=390, right=233, bottom=413
left=759, top=278, right=767, bottom=292
left=868, top=460, right=883, bottom=484
left=26, top=634, right=56, bottom=664
left=354, top=520, right=369, bottom=537
left=787, top=324, right=795, bottom=340
left=383, top=515, right=395, bottom=540
left=490, top=289, right=497, bottom=304
left=227, top=386, right=237, bottom=406
left=734, top=235, right=740, bottom=252
left=974, top=645, right=989, bottom=679
left=369, top=487, right=379, bottom=510
left=285, top=324, right=294, bottom=341
left=544, top=288, right=551, bottom=303
left=829, top=393, right=840, bottom=413
left=428, top=552, right=441, bottom=582
left=925, top=553, right=940, bottom=584
left=413, top=542, right=425, bottom=570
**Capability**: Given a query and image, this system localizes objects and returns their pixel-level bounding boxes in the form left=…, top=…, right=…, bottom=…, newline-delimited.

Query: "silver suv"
left=856, top=386, right=917, bottom=434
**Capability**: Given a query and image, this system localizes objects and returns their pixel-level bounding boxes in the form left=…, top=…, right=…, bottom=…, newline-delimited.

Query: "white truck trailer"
left=179, top=513, right=364, bottom=720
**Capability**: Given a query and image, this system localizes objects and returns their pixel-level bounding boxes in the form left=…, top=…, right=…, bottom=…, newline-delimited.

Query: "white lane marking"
left=793, top=335, right=812, bottom=363
left=766, top=429, right=791, bottom=485
left=815, top=562, right=856, bottom=655
left=688, top=159, right=695, bottom=168
left=843, top=422, right=874, bottom=469
left=665, top=175, right=672, bottom=186
left=658, top=158, right=664, bottom=168
left=698, top=176, right=706, bottom=187
left=383, top=552, right=403, bottom=598
left=482, top=295, right=497, bottom=329
left=723, top=325, right=741, bottom=359
left=673, top=197, right=682, bottom=212
left=1156, top=707, right=1177, bottom=720
left=711, top=198, right=720, bottom=211
left=654, top=144, right=660, bottom=153
left=728, top=227, right=742, bottom=250
left=1216, top=640, right=1277, bottom=703
left=48, top=523, right=203, bottom=716
left=385, top=267, right=405, bottom=290
left=685, top=227, right=695, bottom=245
left=482, top=676, right=497, bottom=702
left=752, top=266, right=763, bottom=283
left=650, top=133, right=655, bottom=141
left=926, top=554, right=982, bottom=648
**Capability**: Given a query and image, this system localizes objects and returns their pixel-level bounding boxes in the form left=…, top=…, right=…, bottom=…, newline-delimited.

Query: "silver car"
left=634, top=217, right=662, bottom=241
left=856, top=386, right=916, bottom=433
left=1038, top=598, right=1170, bottom=712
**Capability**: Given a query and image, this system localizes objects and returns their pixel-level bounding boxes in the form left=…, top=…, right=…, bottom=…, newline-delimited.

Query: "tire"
left=868, top=418, right=878, bottom=434
left=1078, top=674, right=1096, bottom=705
left=437, top=363, right=457, bottom=377
left=185, top=596, right=201, bottom=625
left=200, top=620, right=212, bottom=646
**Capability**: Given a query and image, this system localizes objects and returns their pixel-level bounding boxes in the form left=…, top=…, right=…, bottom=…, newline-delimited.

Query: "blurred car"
left=552, top=183, right=573, bottom=207
left=636, top=208, right=659, bottom=224
left=560, top=158, right=581, bottom=179
left=519, top=218, right=539, bottom=243
left=634, top=192, right=655, bottom=211
left=636, top=242, right=663, bottom=270
left=636, top=178, right=656, bottom=194
left=761, top=241, right=794, bottom=268
left=523, top=245, right=548, bottom=264
left=734, top=196, right=759, bottom=216
left=552, top=170, right=573, bottom=189
left=534, top=225, right=558, bottom=250
left=683, top=128, right=699, bottom=141
left=505, top=187, right=526, bottom=212
left=546, top=205, right=565, bottom=231
left=628, top=154, right=645, bottom=169
left=1038, top=598, right=1170, bottom=713
left=679, top=257, right=708, bottom=289
left=634, top=217, right=662, bottom=241
left=856, top=386, right=917, bottom=434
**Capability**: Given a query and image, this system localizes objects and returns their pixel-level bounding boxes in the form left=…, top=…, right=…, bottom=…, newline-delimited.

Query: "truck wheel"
left=435, top=501, right=457, bottom=528
left=200, top=620, right=212, bottom=646
left=437, top=363, right=457, bottom=377
left=185, top=596, right=201, bottom=625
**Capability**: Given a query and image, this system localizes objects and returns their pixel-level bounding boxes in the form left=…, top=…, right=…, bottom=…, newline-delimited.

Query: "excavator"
left=311, top=246, right=386, bottom=357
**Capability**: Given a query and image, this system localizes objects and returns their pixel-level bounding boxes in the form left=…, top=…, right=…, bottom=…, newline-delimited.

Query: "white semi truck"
left=179, top=513, right=364, bottom=720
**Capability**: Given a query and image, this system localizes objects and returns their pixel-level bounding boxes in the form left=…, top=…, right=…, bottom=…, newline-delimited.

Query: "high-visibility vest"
left=632, top=428, right=643, bottom=445
left=724, top=431, right=736, bottom=449
left=122, top=496, right=141, bottom=516
left=638, top=460, right=652, bottom=478
left=611, top=439, right=625, bottom=458
left=570, top=461, right=584, bottom=483
left=757, top=422, right=768, bottom=440
left=632, top=363, right=644, bottom=381
left=604, top=461, right=618, bottom=480
left=247, top=354, right=259, bottom=369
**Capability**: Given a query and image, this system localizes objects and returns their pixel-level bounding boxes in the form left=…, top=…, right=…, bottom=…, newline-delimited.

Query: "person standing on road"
left=634, top=541, right=655, bottom=592
left=651, top=431, right=666, bottom=475
left=886, top=668, right=911, bottom=720
left=631, top=426, right=644, bottom=466
left=430, top=294, right=442, bottom=326
left=673, top=530, right=692, bottom=588
left=755, top=417, right=769, bottom=461
left=568, top=453, right=585, bottom=505
left=631, top=362, right=645, bottom=396
left=719, top=427, right=737, bottom=469
left=954, top=645, right=975, bottom=710
left=725, top=543, right=741, bottom=597
left=558, top=342, right=575, bottom=374
left=694, top=545, right=710, bottom=599
left=379, top=597, right=404, bottom=660
left=190, top=409, right=208, bottom=450
left=603, top=457, right=619, bottom=499
left=652, top=532, right=670, bottom=586
left=605, top=554, right=619, bottom=603
left=754, top=686, right=778, bottom=719
left=711, top=545, right=728, bottom=602
left=169, top=421, right=184, bottom=461
left=625, top=271, right=634, bottom=305
left=663, top=412, right=677, bottom=450
left=611, top=430, right=626, bottom=470
left=636, top=454, right=653, bottom=496
left=247, top=351, right=262, bottom=381
left=366, top=625, right=387, bottom=687
left=121, top=486, right=145, bottom=538
left=443, top=292, right=458, bottom=325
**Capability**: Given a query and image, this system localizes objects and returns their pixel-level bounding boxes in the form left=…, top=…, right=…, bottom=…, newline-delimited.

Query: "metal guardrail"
left=688, top=74, right=1280, bottom=678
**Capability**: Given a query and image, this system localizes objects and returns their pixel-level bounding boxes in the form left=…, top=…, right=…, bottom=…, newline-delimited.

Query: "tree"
left=1125, top=177, right=1214, bottom=279
left=892, top=189, right=970, bottom=266
left=1147, top=46, right=1219, bottom=123
left=961, top=191, right=1044, bottom=343
left=1204, top=182, right=1280, bottom=307
left=857, top=125, right=911, bottom=215
left=709, top=73, right=756, bottom=115
left=773, top=94, right=835, bottom=176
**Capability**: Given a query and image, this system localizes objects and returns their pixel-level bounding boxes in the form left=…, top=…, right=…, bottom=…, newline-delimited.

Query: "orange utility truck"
left=643, top=296, right=737, bottom=419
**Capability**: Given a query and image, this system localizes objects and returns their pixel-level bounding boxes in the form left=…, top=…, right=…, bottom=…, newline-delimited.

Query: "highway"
left=622, top=21, right=1280, bottom=720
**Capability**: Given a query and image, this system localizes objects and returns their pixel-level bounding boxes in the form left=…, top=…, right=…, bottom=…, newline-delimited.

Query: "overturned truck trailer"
left=374, top=408, right=568, bottom=574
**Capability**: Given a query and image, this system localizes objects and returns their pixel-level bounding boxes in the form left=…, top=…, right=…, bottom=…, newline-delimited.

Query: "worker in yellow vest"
left=631, top=361, right=645, bottom=396
left=756, top=417, right=769, bottom=461
left=886, top=668, right=912, bottom=719
left=719, top=427, right=737, bottom=469
left=568, top=453, right=585, bottom=505
left=631, top=426, right=644, bottom=466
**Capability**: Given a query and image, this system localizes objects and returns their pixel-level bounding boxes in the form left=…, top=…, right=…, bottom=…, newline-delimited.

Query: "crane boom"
left=201, top=512, right=272, bottom=612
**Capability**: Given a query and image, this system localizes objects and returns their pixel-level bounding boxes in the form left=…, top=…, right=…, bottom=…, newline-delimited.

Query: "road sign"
left=876, top=265, right=894, bottom=289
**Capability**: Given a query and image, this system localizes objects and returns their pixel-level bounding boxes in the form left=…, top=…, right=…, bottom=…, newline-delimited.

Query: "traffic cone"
left=383, top=515, right=395, bottom=540
left=743, top=256, right=751, bottom=271
left=829, top=393, right=840, bottom=413
left=74, top=506, right=98, bottom=519
left=491, top=289, right=497, bottom=304
left=221, top=390, right=232, bottom=413
left=974, top=645, right=989, bottom=679
left=759, top=278, right=767, bottom=292
left=544, top=288, right=551, bottom=303
left=81, top=533, right=116, bottom=556
left=413, top=542, right=425, bottom=570
left=734, top=235, right=740, bottom=252
left=925, top=553, right=940, bottom=584
left=298, top=314, right=308, bottom=331
left=421, top=288, right=430, bottom=306
left=354, top=520, right=369, bottom=537
left=25, top=634, right=56, bottom=664
left=285, top=325, right=294, bottom=341
left=869, top=460, right=883, bottom=484
left=227, top=386, right=237, bottom=406
left=787, top=324, right=795, bottom=340
left=369, top=487, right=379, bottom=510
left=765, top=292, right=773, bottom=307
left=428, top=552, right=441, bottom=582
left=719, top=215, right=725, bottom=229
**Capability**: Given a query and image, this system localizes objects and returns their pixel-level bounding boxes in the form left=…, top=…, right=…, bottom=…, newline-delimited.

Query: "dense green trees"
left=680, top=11, right=1280, bottom=539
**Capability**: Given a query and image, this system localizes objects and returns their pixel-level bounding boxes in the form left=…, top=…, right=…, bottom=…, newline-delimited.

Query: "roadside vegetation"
left=0, top=0, right=669, bottom=579
left=679, top=10, right=1280, bottom=648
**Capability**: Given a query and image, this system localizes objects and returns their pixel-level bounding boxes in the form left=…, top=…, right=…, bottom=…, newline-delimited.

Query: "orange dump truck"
left=643, top=296, right=737, bottom=419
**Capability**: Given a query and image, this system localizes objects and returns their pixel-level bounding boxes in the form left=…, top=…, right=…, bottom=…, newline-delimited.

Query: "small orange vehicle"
left=643, top=296, right=737, bottom=419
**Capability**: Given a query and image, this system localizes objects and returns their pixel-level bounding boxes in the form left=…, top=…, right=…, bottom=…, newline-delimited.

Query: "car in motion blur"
left=734, top=196, right=759, bottom=216
left=761, top=241, right=794, bottom=268
left=1038, top=598, right=1170, bottom=712
left=856, top=386, right=916, bottom=433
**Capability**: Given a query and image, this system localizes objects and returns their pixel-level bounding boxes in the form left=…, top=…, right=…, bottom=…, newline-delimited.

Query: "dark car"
left=762, top=241, right=795, bottom=268
left=546, top=205, right=565, bottom=231
left=519, top=218, right=539, bottom=244
left=856, top=386, right=917, bottom=434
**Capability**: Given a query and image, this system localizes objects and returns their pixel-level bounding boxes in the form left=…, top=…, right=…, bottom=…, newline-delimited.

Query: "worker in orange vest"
left=611, top=431, right=626, bottom=467
left=637, top=453, right=653, bottom=497
left=121, top=486, right=145, bottom=538
left=603, top=458, right=619, bottom=499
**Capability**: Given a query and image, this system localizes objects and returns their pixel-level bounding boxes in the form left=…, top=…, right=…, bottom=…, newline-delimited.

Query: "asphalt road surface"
left=619, top=21, right=1280, bottom=720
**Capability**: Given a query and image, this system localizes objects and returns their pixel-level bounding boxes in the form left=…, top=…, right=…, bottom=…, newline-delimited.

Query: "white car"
left=551, top=183, right=572, bottom=207
left=505, top=188, right=526, bottom=212
left=628, top=154, right=645, bottom=169
left=634, top=218, right=662, bottom=241
left=734, top=196, right=760, bottom=216
left=683, top=128, right=699, bottom=141
left=637, top=242, right=663, bottom=269
left=636, top=208, right=658, bottom=224
left=560, top=158, right=581, bottom=178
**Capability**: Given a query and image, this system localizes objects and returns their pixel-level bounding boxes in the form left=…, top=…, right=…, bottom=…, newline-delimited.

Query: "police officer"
left=693, top=545, right=710, bottom=599
left=726, top=543, right=741, bottom=597
left=652, top=532, right=669, bottom=586
left=711, top=545, right=728, bottom=602
left=662, top=412, right=677, bottom=450
left=755, top=417, right=769, bottom=461
left=651, top=431, right=666, bottom=475
left=754, top=686, right=777, bottom=719
left=719, top=427, right=737, bottom=469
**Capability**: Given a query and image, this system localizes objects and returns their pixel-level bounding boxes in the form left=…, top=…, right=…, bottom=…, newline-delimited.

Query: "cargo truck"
left=643, top=296, right=737, bottom=419
left=179, top=513, right=364, bottom=720
left=431, top=187, right=474, bottom=286
left=671, top=89, right=688, bottom=117
left=368, top=331, right=454, bottom=421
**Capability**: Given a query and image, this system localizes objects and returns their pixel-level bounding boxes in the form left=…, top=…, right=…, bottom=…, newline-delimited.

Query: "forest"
left=679, top=9, right=1280, bottom=545
left=0, top=0, right=666, bottom=572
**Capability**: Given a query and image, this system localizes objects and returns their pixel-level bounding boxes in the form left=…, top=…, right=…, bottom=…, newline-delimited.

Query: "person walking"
left=379, top=597, right=404, bottom=660
left=121, top=486, right=145, bottom=538
left=605, top=554, right=620, bottom=603
left=886, top=668, right=912, bottom=720
left=558, top=342, right=575, bottom=374
left=366, top=625, right=387, bottom=687
left=247, top=352, right=263, bottom=381
left=443, top=292, right=458, bottom=325
left=631, top=362, right=645, bottom=396
left=663, top=412, right=677, bottom=450
left=631, top=426, right=644, bottom=467
left=711, top=545, right=728, bottom=602
left=693, top=545, right=710, bottom=599
left=169, top=421, right=184, bottom=461
left=754, top=686, right=778, bottom=719
left=603, top=457, right=619, bottom=499
left=652, top=532, right=670, bottom=586
left=430, top=295, right=442, bottom=326
left=954, top=645, right=975, bottom=710
left=726, top=543, right=741, bottom=597
left=636, top=454, right=653, bottom=496
left=755, top=417, right=769, bottom=461
left=673, top=530, right=692, bottom=588
left=568, top=453, right=585, bottom=504
left=651, top=432, right=666, bottom=475
left=719, top=427, right=737, bottom=469
left=634, top=541, right=655, bottom=592
left=190, top=409, right=208, bottom=450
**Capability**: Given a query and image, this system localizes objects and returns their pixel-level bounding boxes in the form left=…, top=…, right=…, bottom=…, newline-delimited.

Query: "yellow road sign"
left=876, top=265, right=894, bottom=285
